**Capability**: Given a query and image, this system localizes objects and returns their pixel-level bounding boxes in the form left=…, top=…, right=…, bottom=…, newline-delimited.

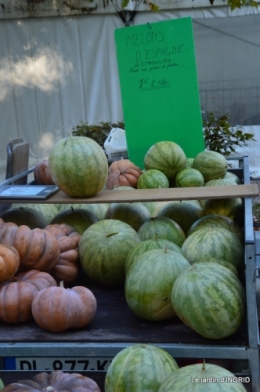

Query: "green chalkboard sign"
left=114, top=17, right=205, bottom=168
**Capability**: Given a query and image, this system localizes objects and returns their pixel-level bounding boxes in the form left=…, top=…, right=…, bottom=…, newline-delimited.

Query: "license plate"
left=4, top=357, right=113, bottom=372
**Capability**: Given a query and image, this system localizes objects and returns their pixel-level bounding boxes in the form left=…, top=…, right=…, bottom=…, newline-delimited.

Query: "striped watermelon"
left=205, top=178, right=237, bottom=186
left=105, top=344, right=179, bottom=392
left=50, top=207, right=99, bottom=234
left=144, top=141, right=187, bottom=181
left=11, top=203, right=59, bottom=224
left=125, top=238, right=184, bottom=275
left=181, top=227, right=244, bottom=272
left=125, top=248, right=190, bottom=320
left=48, top=136, right=108, bottom=197
left=157, top=201, right=204, bottom=236
left=59, top=203, right=109, bottom=220
left=158, top=361, right=247, bottom=391
left=137, top=169, right=169, bottom=189
left=78, top=219, right=141, bottom=286
left=138, top=217, right=186, bottom=247
left=194, top=258, right=238, bottom=276
left=171, top=263, right=246, bottom=339
left=192, top=150, right=228, bottom=182
left=175, top=168, right=205, bottom=187
left=203, top=197, right=243, bottom=225
left=224, top=171, right=242, bottom=184
left=104, top=202, right=151, bottom=231
left=187, top=214, right=244, bottom=243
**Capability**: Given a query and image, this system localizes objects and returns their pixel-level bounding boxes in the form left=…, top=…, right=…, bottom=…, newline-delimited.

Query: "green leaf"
left=122, top=0, right=129, bottom=8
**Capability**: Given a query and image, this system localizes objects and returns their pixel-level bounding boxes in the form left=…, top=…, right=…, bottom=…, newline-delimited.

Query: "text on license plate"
left=4, top=357, right=113, bottom=371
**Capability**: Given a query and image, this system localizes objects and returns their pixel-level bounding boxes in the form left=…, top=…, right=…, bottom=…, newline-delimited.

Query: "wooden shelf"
left=1, top=184, right=258, bottom=204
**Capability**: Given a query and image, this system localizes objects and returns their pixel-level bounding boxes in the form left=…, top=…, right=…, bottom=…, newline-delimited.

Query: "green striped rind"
left=125, top=238, right=184, bottom=275
left=181, top=227, right=244, bottom=272
left=144, top=141, right=187, bottom=180
left=138, top=217, right=186, bottom=247
left=157, top=201, right=204, bottom=236
left=203, top=198, right=243, bottom=225
left=59, top=203, right=109, bottom=220
left=224, top=171, right=242, bottom=184
left=105, top=344, right=179, bottom=392
left=125, top=249, right=190, bottom=320
left=175, top=168, right=205, bottom=187
left=50, top=208, right=99, bottom=235
left=187, top=214, right=244, bottom=243
left=194, top=258, right=238, bottom=276
left=11, top=203, right=59, bottom=224
left=171, top=263, right=246, bottom=340
left=105, top=202, right=151, bottom=231
left=158, top=362, right=247, bottom=391
left=137, top=169, right=169, bottom=189
left=192, top=150, right=228, bottom=182
left=205, top=178, right=237, bottom=186
left=48, top=136, right=108, bottom=197
left=78, top=219, right=141, bottom=286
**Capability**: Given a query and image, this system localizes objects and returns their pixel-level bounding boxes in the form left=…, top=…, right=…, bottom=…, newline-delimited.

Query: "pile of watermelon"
left=0, top=137, right=248, bottom=342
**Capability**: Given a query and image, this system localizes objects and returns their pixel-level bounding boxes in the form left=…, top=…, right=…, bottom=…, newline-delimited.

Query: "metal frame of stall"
left=0, top=155, right=259, bottom=391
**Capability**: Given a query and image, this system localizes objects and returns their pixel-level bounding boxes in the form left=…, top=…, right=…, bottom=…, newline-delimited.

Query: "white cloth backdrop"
left=1, top=8, right=260, bottom=181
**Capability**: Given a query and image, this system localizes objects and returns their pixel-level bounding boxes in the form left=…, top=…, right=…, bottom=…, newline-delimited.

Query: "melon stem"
left=106, top=232, right=118, bottom=238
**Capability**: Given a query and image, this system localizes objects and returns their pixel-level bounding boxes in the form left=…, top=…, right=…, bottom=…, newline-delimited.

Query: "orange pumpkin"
left=108, top=158, right=138, bottom=173
left=106, top=166, right=142, bottom=190
left=0, top=225, right=60, bottom=272
left=31, top=283, right=97, bottom=332
left=0, top=269, right=57, bottom=323
left=0, top=244, right=20, bottom=283
left=0, top=370, right=101, bottom=392
left=34, top=159, right=55, bottom=185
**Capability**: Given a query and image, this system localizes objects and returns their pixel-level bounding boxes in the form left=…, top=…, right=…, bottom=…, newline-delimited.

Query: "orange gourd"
left=0, top=269, right=57, bottom=323
left=108, top=158, right=138, bottom=173
left=106, top=166, right=142, bottom=190
left=0, top=244, right=20, bottom=283
left=34, top=159, right=55, bottom=185
left=0, top=370, right=101, bottom=392
left=32, top=283, right=97, bottom=332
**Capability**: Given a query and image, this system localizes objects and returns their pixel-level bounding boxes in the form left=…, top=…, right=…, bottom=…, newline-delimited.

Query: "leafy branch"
left=203, top=112, right=255, bottom=155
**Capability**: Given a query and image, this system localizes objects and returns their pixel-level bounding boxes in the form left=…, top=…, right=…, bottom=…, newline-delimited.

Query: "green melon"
left=125, top=238, right=184, bottom=275
left=185, top=157, right=194, bottom=168
left=187, top=214, right=244, bottom=243
left=171, top=263, right=245, bottom=339
left=105, top=344, right=179, bottom=392
left=158, top=361, right=247, bottom=391
left=137, top=169, right=169, bottom=189
left=204, top=178, right=237, bottom=187
left=138, top=216, right=186, bottom=247
left=48, top=136, right=108, bottom=197
left=192, top=150, right=228, bottom=182
left=181, top=227, right=244, bottom=272
left=144, top=141, right=187, bottom=181
left=59, top=203, right=109, bottom=220
left=78, top=219, right=141, bottom=286
left=224, top=171, right=242, bottom=184
left=125, top=248, right=190, bottom=320
left=194, top=258, right=238, bottom=276
left=104, top=202, right=151, bottom=231
left=11, top=203, right=59, bottom=224
left=203, top=197, right=243, bottom=225
left=157, top=201, right=205, bottom=236
left=50, top=207, right=99, bottom=234
left=175, top=168, right=205, bottom=187
left=141, top=201, right=172, bottom=218
left=0, top=207, right=48, bottom=229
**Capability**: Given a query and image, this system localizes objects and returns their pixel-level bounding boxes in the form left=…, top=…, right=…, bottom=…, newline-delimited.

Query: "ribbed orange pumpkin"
left=0, top=370, right=101, bottom=392
left=0, top=269, right=57, bottom=323
left=0, top=244, right=20, bottom=283
left=34, top=159, right=55, bottom=185
left=106, top=166, right=142, bottom=190
left=0, top=225, right=60, bottom=272
left=31, top=284, right=97, bottom=332
left=108, top=158, right=138, bottom=173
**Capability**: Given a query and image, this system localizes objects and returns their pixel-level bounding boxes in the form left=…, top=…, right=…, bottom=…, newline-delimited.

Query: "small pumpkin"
left=0, top=225, right=60, bottom=273
left=0, top=244, right=20, bottom=283
left=106, top=166, right=142, bottom=190
left=0, top=370, right=101, bottom=392
left=108, top=158, right=138, bottom=173
left=34, top=159, right=55, bottom=185
left=0, top=269, right=57, bottom=323
left=31, top=283, right=97, bottom=332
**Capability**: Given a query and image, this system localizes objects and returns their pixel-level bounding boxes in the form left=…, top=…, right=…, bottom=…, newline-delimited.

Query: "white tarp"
left=0, top=7, right=260, bottom=181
